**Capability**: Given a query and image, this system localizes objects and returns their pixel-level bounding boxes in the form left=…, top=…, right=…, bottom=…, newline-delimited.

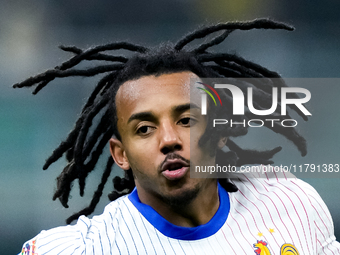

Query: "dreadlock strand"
left=81, top=73, right=115, bottom=114
left=66, top=156, right=114, bottom=224
left=59, top=45, right=129, bottom=63
left=226, top=139, right=281, bottom=159
left=43, top=138, right=74, bottom=170
left=52, top=161, right=78, bottom=208
left=226, top=139, right=283, bottom=166
left=115, top=175, right=135, bottom=192
left=264, top=120, right=307, bottom=156
left=57, top=42, right=148, bottom=71
left=73, top=97, right=110, bottom=162
left=79, top=127, right=114, bottom=196
left=59, top=45, right=82, bottom=54
left=43, top=109, right=90, bottom=170
left=73, top=97, right=111, bottom=194
left=175, top=18, right=294, bottom=51
left=58, top=64, right=124, bottom=77
left=198, top=53, right=282, bottom=79
left=108, top=169, right=135, bottom=202
left=87, top=55, right=128, bottom=63
left=193, top=30, right=232, bottom=53
left=208, top=65, right=244, bottom=78
left=32, top=80, right=51, bottom=95
left=82, top=110, right=112, bottom=160
left=13, top=64, right=123, bottom=93
left=37, top=76, right=112, bottom=170
left=215, top=60, right=264, bottom=78
left=218, top=179, right=238, bottom=192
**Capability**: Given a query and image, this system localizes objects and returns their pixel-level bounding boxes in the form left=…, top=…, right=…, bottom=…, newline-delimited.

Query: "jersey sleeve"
left=303, top=181, right=340, bottom=254
left=19, top=216, right=92, bottom=255
left=18, top=198, right=121, bottom=255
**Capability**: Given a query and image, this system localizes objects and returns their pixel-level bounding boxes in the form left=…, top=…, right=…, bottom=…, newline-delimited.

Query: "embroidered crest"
left=280, top=243, right=300, bottom=255
left=253, top=240, right=300, bottom=255
left=21, top=239, right=37, bottom=255
left=254, top=240, right=272, bottom=255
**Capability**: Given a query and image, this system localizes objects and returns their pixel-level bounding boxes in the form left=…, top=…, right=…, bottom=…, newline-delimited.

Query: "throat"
left=135, top=180, right=220, bottom=228
left=158, top=183, right=220, bottom=227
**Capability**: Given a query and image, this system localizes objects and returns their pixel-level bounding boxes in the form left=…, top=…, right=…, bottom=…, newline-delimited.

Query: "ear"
left=217, top=137, right=228, bottom=149
left=109, top=138, right=130, bottom=170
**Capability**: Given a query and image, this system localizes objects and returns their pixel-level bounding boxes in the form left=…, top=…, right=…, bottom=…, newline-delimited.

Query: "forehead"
left=115, top=72, right=201, bottom=109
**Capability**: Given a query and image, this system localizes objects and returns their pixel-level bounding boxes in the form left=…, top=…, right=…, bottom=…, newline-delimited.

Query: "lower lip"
left=161, top=167, right=189, bottom=181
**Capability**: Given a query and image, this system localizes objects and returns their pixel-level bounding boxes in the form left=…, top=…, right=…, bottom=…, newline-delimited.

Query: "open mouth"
left=161, top=159, right=190, bottom=180
left=167, top=163, right=185, bottom=171
left=161, top=159, right=189, bottom=172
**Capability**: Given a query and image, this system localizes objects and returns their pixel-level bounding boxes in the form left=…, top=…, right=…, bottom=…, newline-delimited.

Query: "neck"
left=137, top=179, right=219, bottom=227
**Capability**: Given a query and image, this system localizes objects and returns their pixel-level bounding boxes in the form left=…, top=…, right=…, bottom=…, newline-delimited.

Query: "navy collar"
left=128, top=182, right=230, bottom=240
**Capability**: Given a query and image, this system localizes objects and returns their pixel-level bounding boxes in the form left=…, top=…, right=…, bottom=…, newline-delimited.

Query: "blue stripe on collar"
left=128, top=182, right=230, bottom=240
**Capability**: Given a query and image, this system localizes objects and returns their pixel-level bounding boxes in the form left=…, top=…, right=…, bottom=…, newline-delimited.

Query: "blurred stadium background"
left=1, top=0, right=340, bottom=253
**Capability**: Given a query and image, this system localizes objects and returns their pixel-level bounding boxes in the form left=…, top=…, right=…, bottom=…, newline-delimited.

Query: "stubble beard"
left=157, top=152, right=200, bottom=207
left=158, top=182, right=201, bottom=208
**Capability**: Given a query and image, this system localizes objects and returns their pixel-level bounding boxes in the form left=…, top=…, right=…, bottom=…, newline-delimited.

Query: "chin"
left=160, top=184, right=200, bottom=207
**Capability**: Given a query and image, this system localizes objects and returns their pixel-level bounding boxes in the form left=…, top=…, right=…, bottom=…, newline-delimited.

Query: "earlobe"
left=109, top=138, right=130, bottom=170
left=218, top=137, right=228, bottom=149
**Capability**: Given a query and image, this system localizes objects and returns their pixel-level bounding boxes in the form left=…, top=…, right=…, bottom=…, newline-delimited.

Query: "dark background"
left=1, top=1, right=340, bottom=253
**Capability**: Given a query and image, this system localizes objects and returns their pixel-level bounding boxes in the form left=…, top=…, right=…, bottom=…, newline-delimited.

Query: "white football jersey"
left=20, top=174, right=340, bottom=255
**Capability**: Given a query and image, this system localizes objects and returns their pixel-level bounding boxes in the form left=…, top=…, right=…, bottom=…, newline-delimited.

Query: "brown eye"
left=179, top=117, right=196, bottom=126
left=180, top=118, right=190, bottom=125
left=138, top=126, right=148, bottom=133
left=136, top=126, right=155, bottom=135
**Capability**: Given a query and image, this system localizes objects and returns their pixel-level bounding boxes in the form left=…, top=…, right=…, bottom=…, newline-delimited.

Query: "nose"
left=159, top=120, right=182, bottom=154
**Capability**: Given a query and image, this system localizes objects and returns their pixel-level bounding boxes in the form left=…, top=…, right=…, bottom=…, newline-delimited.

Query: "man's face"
left=110, top=71, right=218, bottom=206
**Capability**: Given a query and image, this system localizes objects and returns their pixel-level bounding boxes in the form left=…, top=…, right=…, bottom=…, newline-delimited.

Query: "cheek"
left=190, top=131, right=215, bottom=165
left=190, top=123, right=207, bottom=149
left=124, top=141, right=157, bottom=171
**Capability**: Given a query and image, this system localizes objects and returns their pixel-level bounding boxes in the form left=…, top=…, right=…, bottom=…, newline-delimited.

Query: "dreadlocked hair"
left=13, top=18, right=307, bottom=224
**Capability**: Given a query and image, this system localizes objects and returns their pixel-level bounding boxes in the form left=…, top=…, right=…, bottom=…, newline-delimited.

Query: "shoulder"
left=230, top=172, right=328, bottom=218
left=20, top=195, right=134, bottom=255
left=228, top=173, right=319, bottom=223
left=230, top=171, right=321, bottom=203
left=230, top=172, right=340, bottom=254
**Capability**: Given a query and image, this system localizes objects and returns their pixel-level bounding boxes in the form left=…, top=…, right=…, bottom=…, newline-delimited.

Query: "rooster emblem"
left=254, top=240, right=272, bottom=255
left=253, top=241, right=300, bottom=255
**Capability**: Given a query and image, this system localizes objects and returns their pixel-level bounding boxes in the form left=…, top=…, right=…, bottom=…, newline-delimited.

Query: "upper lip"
left=161, top=158, right=190, bottom=172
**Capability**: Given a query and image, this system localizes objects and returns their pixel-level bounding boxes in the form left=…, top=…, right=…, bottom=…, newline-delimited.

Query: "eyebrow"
left=172, top=103, right=199, bottom=113
left=127, top=112, right=156, bottom=124
left=127, top=103, right=200, bottom=124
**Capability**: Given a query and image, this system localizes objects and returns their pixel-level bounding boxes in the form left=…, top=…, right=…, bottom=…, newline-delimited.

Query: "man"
left=16, top=19, right=340, bottom=254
